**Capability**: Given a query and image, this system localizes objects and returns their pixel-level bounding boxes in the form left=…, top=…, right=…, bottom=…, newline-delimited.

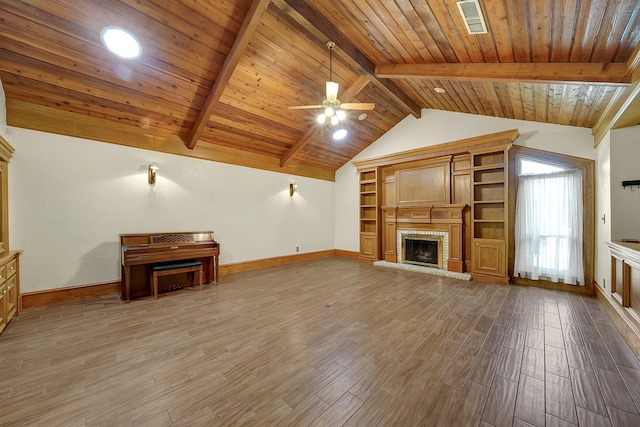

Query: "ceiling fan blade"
left=288, top=105, right=323, bottom=110
left=341, top=103, right=375, bottom=110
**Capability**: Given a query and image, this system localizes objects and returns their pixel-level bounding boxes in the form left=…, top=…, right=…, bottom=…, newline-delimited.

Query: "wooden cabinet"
left=0, top=282, right=6, bottom=332
left=359, top=168, right=381, bottom=260
left=0, top=136, right=22, bottom=334
left=473, top=240, right=506, bottom=277
left=604, top=241, right=640, bottom=357
left=0, top=252, right=20, bottom=334
left=470, top=148, right=509, bottom=283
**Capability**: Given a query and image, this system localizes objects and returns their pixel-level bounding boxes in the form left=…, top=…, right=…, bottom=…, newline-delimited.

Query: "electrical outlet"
left=296, top=246, right=299, bottom=252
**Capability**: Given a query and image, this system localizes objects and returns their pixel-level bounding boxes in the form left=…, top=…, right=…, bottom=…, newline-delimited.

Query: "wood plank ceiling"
left=1, top=0, right=639, bottom=181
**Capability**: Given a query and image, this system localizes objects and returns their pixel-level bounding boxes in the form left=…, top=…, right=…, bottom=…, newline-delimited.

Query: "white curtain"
left=514, top=169, right=584, bottom=285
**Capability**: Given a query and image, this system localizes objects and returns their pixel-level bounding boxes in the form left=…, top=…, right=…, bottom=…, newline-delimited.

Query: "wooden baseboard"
left=595, top=283, right=640, bottom=359
left=512, top=276, right=594, bottom=295
left=335, top=249, right=360, bottom=259
left=20, top=250, right=358, bottom=310
left=471, top=272, right=510, bottom=285
left=219, top=250, right=336, bottom=275
left=20, top=281, right=121, bottom=310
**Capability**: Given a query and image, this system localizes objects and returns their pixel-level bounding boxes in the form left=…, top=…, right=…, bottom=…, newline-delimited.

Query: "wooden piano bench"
left=150, top=259, right=203, bottom=299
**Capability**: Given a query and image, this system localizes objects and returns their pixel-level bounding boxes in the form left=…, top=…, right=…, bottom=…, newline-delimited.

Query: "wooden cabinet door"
left=5, top=275, right=17, bottom=319
left=0, top=283, right=7, bottom=334
left=360, top=234, right=378, bottom=258
left=473, top=240, right=506, bottom=277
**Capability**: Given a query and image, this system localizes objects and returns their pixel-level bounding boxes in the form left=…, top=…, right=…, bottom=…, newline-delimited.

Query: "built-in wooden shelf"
left=358, top=168, right=381, bottom=260
left=353, top=129, right=519, bottom=282
left=470, top=146, right=510, bottom=284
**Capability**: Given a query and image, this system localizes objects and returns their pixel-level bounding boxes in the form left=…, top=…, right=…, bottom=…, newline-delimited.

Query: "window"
left=514, top=159, right=585, bottom=285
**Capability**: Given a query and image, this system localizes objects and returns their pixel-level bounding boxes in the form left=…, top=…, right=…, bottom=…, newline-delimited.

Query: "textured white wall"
left=610, top=125, right=640, bottom=241
left=335, top=109, right=596, bottom=252
left=8, top=127, right=335, bottom=292
left=596, top=133, right=612, bottom=293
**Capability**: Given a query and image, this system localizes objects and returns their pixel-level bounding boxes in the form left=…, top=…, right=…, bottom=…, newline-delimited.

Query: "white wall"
left=8, top=127, right=335, bottom=292
left=596, top=132, right=612, bottom=293
left=610, top=125, right=640, bottom=241
left=335, top=109, right=596, bottom=252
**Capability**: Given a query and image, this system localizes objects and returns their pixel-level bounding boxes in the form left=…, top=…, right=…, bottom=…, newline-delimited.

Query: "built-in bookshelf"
left=471, top=148, right=508, bottom=282
left=352, top=129, right=519, bottom=283
left=359, top=168, right=380, bottom=259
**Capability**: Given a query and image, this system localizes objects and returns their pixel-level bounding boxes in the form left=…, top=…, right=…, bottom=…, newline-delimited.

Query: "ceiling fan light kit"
left=326, top=81, right=339, bottom=102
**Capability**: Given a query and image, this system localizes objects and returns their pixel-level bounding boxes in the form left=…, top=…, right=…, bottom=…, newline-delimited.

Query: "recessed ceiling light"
left=100, top=26, right=142, bottom=59
left=333, top=129, right=348, bottom=140
left=434, top=87, right=446, bottom=93
left=358, top=113, right=367, bottom=121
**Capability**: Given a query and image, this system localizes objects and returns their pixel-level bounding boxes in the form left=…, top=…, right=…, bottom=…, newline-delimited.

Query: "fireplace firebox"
left=402, top=235, right=443, bottom=269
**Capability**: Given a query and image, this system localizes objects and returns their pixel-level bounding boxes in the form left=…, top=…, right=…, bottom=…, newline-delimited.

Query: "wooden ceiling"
left=1, top=0, right=639, bottom=181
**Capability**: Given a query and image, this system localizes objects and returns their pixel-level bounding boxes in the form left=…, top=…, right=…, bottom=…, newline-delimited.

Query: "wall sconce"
left=289, top=182, right=298, bottom=196
left=148, top=162, right=159, bottom=185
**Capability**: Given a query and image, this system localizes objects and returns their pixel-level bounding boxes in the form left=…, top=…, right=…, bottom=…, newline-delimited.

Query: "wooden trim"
left=375, top=63, right=630, bottom=86
left=20, top=250, right=354, bottom=309
left=592, top=42, right=640, bottom=146
left=352, top=129, right=519, bottom=170
left=20, top=281, right=121, bottom=310
left=592, top=84, right=640, bottom=146
left=595, top=283, right=640, bottom=359
left=219, top=250, right=336, bottom=275
left=0, top=135, right=15, bottom=162
left=470, top=272, right=509, bottom=285
left=508, top=146, right=595, bottom=295
left=511, top=276, right=594, bottom=295
left=335, top=249, right=360, bottom=259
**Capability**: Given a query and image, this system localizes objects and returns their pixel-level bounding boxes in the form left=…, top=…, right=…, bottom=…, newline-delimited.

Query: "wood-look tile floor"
left=2, top=257, right=640, bottom=426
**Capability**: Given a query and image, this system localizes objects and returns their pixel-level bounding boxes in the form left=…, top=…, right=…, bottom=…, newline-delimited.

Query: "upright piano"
left=120, top=231, right=219, bottom=301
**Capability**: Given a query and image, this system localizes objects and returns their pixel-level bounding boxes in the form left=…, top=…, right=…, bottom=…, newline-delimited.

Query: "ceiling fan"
left=288, top=41, right=375, bottom=125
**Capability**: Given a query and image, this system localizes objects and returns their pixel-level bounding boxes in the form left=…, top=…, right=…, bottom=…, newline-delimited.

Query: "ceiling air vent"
left=456, top=0, right=488, bottom=34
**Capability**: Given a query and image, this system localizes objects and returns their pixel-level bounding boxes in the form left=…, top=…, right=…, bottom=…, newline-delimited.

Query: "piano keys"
left=120, top=231, right=220, bottom=301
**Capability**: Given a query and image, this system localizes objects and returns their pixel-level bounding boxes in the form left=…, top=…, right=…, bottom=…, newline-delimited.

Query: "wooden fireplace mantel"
left=382, top=204, right=465, bottom=272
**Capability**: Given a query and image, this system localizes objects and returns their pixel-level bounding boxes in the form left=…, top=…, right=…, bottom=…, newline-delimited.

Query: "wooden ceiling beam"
left=185, top=0, right=271, bottom=150
left=280, top=75, right=370, bottom=167
left=592, top=43, right=640, bottom=146
left=277, top=0, right=421, bottom=119
left=375, top=63, right=631, bottom=86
